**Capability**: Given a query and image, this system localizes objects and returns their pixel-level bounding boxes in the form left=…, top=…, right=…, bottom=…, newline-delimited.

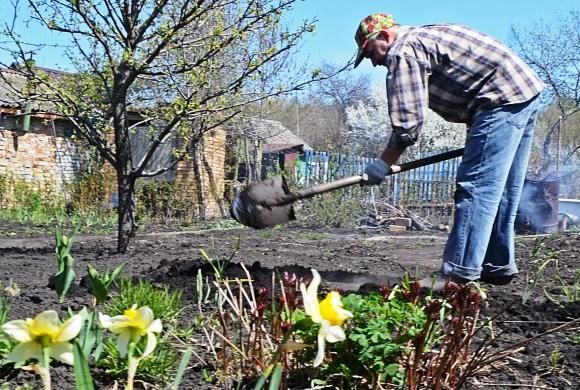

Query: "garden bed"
left=0, top=224, right=578, bottom=389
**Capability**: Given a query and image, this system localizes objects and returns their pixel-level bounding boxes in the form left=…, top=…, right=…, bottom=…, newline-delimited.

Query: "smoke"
left=516, top=174, right=561, bottom=234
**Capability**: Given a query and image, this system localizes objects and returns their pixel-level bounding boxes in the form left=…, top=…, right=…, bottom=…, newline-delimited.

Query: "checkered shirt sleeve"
left=384, top=24, right=544, bottom=149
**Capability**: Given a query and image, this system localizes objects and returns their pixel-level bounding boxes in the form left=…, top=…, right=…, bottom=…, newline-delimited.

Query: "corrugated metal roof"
left=244, top=118, right=311, bottom=150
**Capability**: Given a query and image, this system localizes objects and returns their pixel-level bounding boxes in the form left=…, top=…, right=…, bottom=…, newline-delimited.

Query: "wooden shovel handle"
left=280, top=147, right=464, bottom=204
left=397, top=147, right=464, bottom=172
left=294, top=175, right=364, bottom=199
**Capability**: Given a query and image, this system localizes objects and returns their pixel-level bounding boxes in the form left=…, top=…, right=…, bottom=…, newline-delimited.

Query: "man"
left=354, top=13, right=544, bottom=290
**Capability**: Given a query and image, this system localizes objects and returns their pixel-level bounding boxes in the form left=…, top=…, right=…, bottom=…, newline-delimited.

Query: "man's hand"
left=362, top=159, right=392, bottom=185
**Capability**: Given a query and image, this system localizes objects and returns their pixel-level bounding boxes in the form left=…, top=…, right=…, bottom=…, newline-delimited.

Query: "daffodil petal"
left=2, top=320, right=32, bottom=342
left=101, top=306, right=163, bottom=358
left=108, top=315, right=133, bottom=334
left=142, top=332, right=157, bottom=357
left=98, top=312, right=113, bottom=329
left=116, top=331, right=132, bottom=357
left=148, top=319, right=163, bottom=334
left=313, top=332, right=326, bottom=367
left=299, top=283, right=316, bottom=318
left=329, top=292, right=353, bottom=319
left=336, top=307, right=353, bottom=319
left=135, top=306, right=154, bottom=329
left=50, top=342, right=74, bottom=365
left=300, top=269, right=322, bottom=322
left=57, top=314, right=83, bottom=342
left=307, top=269, right=321, bottom=299
left=7, top=341, right=41, bottom=363
left=325, top=324, right=346, bottom=343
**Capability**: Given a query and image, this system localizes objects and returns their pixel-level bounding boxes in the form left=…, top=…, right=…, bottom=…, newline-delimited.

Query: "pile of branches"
left=360, top=200, right=448, bottom=231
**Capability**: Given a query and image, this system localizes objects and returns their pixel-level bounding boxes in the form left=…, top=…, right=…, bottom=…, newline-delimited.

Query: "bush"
left=296, top=187, right=364, bottom=228
left=0, top=172, right=115, bottom=231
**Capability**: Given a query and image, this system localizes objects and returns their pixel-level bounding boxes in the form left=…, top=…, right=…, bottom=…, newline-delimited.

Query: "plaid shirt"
left=386, top=24, right=544, bottom=148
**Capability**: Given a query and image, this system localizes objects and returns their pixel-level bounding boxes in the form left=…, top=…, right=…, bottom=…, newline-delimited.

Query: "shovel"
left=231, top=148, right=464, bottom=229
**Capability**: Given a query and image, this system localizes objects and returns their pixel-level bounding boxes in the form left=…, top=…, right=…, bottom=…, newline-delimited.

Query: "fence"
left=294, top=149, right=461, bottom=208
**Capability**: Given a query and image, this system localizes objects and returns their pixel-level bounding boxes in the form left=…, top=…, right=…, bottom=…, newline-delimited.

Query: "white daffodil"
left=99, top=305, right=162, bottom=357
left=1, top=310, right=82, bottom=365
left=300, top=269, right=352, bottom=367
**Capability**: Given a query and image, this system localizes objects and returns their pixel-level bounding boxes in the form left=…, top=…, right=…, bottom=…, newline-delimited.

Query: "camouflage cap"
left=354, top=13, right=396, bottom=68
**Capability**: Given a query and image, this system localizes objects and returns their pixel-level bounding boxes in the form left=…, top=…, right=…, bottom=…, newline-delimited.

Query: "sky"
left=287, top=0, right=579, bottom=85
left=0, top=0, right=577, bottom=87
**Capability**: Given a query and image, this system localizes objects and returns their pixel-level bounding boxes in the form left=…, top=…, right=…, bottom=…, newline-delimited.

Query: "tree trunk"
left=116, top=172, right=138, bottom=253
left=111, top=66, right=136, bottom=253
left=225, top=136, right=241, bottom=201
left=253, top=138, right=262, bottom=180
left=243, top=136, right=252, bottom=184
left=192, top=143, right=206, bottom=220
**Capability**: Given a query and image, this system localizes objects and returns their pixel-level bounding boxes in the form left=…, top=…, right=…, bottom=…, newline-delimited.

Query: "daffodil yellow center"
left=124, top=307, right=139, bottom=319
left=28, top=319, right=60, bottom=346
left=123, top=307, right=148, bottom=337
left=319, top=292, right=348, bottom=326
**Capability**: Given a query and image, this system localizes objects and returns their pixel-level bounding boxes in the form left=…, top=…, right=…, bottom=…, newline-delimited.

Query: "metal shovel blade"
left=230, top=176, right=296, bottom=229
left=231, top=148, right=465, bottom=229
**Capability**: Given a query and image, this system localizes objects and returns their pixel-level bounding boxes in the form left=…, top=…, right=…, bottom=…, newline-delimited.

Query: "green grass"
left=99, top=278, right=186, bottom=384
left=100, top=334, right=179, bottom=383
left=104, top=278, right=183, bottom=325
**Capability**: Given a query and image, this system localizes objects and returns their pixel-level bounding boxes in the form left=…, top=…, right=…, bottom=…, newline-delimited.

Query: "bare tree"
left=303, top=63, right=371, bottom=152
left=511, top=9, right=580, bottom=168
left=314, top=62, right=371, bottom=114
left=0, top=0, right=338, bottom=252
left=262, top=63, right=372, bottom=152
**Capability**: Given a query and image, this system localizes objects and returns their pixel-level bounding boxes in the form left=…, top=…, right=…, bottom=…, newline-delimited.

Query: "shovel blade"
left=230, top=176, right=296, bottom=229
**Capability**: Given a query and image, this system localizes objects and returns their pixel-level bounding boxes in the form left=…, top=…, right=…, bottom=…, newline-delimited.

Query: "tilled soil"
left=0, top=225, right=578, bottom=389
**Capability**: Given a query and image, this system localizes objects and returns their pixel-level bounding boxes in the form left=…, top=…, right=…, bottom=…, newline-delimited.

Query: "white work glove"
left=362, top=159, right=392, bottom=185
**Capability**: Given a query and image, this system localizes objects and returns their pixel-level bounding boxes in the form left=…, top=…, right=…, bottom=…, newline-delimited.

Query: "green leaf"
left=199, top=249, right=211, bottom=262
left=87, top=264, right=98, bottom=280
left=107, top=263, right=125, bottom=287
left=172, top=347, right=193, bottom=390
left=87, top=265, right=107, bottom=304
left=53, top=227, right=78, bottom=302
left=292, top=317, right=314, bottom=332
left=268, top=363, right=283, bottom=390
left=253, top=363, right=275, bottom=390
left=93, top=328, right=104, bottom=362
left=78, top=311, right=96, bottom=358
left=54, top=255, right=75, bottom=303
left=87, top=263, right=125, bottom=304
left=73, top=341, right=95, bottom=390
left=385, top=363, right=400, bottom=376
left=253, top=372, right=268, bottom=390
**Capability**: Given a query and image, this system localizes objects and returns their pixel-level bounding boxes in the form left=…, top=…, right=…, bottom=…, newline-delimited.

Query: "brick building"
left=0, top=67, right=227, bottom=218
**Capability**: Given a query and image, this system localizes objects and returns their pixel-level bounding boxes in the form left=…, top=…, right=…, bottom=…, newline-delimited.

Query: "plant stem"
left=253, top=327, right=293, bottom=390
left=126, top=341, right=140, bottom=390
left=41, top=347, right=52, bottom=390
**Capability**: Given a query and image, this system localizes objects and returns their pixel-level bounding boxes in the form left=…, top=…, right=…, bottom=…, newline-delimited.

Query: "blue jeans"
left=441, top=96, right=540, bottom=281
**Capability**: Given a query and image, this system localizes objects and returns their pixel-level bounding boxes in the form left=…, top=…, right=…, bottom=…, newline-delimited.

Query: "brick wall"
left=0, top=113, right=227, bottom=219
left=173, top=127, right=227, bottom=218
left=0, top=115, right=82, bottom=189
